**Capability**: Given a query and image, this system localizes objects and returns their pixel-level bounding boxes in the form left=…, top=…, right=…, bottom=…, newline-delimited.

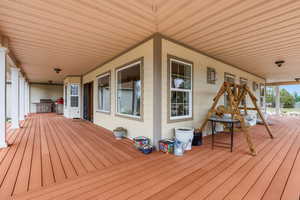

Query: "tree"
left=294, top=92, right=300, bottom=102
left=280, top=88, right=295, bottom=108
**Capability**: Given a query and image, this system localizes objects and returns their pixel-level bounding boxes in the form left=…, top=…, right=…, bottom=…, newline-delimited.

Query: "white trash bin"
left=175, top=127, right=194, bottom=150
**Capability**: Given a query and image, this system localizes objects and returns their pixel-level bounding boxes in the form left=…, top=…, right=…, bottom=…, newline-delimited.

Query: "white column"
left=26, top=82, right=30, bottom=116
left=19, top=76, right=25, bottom=121
left=24, top=81, right=28, bottom=116
left=27, top=82, right=30, bottom=116
left=11, top=67, right=20, bottom=128
left=0, top=48, right=8, bottom=148
left=275, top=86, right=280, bottom=115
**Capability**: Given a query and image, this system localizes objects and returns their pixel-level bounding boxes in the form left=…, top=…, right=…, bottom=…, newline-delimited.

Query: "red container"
left=56, top=98, right=64, bottom=104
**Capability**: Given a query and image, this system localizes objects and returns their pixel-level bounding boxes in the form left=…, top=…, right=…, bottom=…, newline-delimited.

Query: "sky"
left=280, top=85, right=300, bottom=95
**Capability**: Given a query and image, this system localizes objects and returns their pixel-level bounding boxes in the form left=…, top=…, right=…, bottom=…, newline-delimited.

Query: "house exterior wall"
left=82, top=39, right=154, bottom=141
left=30, top=84, right=63, bottom=113
left=161, top=39, right=265, bottom=139
left=81, top=36, right=265, bottom=143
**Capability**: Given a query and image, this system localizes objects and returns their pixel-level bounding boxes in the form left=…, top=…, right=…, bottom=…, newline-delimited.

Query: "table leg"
left=211, top=121, right=214, bottom=150
left=230, top=122, right=234, bottom=152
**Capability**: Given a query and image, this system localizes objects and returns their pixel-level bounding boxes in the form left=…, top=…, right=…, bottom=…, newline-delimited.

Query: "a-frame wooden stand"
left=199, top=82, right=274, bottom=155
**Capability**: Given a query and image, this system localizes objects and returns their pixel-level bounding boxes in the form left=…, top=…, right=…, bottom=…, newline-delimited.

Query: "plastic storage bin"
left=175, top=127, right=194, bottom=150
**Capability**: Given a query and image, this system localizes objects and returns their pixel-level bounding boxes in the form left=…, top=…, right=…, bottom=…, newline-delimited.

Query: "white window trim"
left=96, top=72, right=111, bottom=113
left=169, top=58, right=193, bottom=120
left=115, top=60, right=142, bottom=119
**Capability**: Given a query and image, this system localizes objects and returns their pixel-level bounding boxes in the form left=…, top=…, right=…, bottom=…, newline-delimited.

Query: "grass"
left=266, top=107, right=300, bottom=113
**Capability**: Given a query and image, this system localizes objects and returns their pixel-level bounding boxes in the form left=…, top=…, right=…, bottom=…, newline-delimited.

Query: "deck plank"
left=29, top=116, right=42, bottom=191
left=40, top=117, right=55, bottom=187
left=262, top=127, right=300, bottom=200
left=13, top=118, right=36, bottom=195
left=54, top=118, right=108, bottom=171
left=0, top=114, right=299, bottom=200
left=221, top=128, right=296, bottom=200
left=0, top=119, right=32, bottom=198
left=281, top=145, right=300, bottom=200
left=201, top=126, right=294, bottom=200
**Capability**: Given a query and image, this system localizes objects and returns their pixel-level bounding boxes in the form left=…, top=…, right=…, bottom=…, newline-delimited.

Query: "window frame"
left=64, top=85, right=68, bottom=108
left=260, top=83, right=266, bottom=107
left=70, top=84, right=80, bottom=108
left=115, top=58, right=144, bottom=121
left=167, top=55, right=193, bottom=122
left=252, top=81, right=258, bottom=91
left=207, top=67, right=216, bottom=84
left=240, top=77, right=248, bottom=86
left=96, top=71, right=111, bottom=114
left=224, top=72, right=236, bottom=84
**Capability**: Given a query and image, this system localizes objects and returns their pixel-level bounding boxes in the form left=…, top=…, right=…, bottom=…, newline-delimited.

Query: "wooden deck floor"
left=0, top=114, right=299, bottom=200
left=0, top=114, right=142, bottom=200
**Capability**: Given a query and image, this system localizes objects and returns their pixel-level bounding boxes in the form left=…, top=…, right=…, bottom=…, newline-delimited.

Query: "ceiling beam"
left=266, top=81, right=300, bottom=86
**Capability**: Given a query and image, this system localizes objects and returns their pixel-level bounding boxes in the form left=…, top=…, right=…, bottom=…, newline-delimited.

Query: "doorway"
left=83, top=82, right=94, bottom=122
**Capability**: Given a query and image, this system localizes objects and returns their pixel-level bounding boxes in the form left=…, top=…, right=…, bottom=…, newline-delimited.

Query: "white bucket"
left=175, top=127, right=194, bottom=150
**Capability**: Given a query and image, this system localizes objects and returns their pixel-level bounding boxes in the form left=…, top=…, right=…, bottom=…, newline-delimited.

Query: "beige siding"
left=82, top=39, right=154, bottom=140
left=64, top=76, right=82, bottom=84
left=161, top=39, right=265, bottom=139
left=30, top=84, right=63, bottom=113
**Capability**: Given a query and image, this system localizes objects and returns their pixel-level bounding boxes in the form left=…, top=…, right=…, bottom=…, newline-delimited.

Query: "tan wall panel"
left=64, top=76, right=82, bottom=84
left=82, top=39, right=154, bottom=140
left=30, top=84, right=63, bottom=113
left=161, top=39, right=265, bottom=139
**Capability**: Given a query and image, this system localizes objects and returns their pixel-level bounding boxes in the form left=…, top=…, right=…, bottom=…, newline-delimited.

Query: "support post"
left=152, top=33, right=162, bottom=149
left=24, top=81, right=29, bottom=117
left=0, top=48, right=8, bottom=148
left=19, top=76, right=25, bottom=121
left=27, top=82, right=30, bottom=116
left=275, top=86, right=280, bottom=115
left=11, top=67, right=20, bottom=129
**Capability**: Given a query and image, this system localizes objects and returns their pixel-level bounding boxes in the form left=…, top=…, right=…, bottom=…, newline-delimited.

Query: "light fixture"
left=54, top=68, right=62, bottom=74
left=275, top=60, right=285, bottom=67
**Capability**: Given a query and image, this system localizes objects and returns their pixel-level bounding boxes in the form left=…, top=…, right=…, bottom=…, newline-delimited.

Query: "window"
left=207, top=67, right=216, bottom=84
left=224, top=73, right=236, bottom=107
left=224, top=72, right=235, bottom=83
left=70, top=84, right=79, bottom=107
left=240, top=78, right=248, bottom=106
left=169, top=57, right=193, bottom=120
left=97, top=72, right=110, bottom=112
left=116, top=59, right=143, bottom=118
left=252, top=81, right=258, bottom=91
left=64, top=85, right=68, bottom=108
left=260, top=84, right=265, bottom=107
left=240, top=77, right=247, bottom=86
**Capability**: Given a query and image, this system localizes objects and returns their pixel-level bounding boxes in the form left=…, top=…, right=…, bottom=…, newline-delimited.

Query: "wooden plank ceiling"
left=0, top=0, right=299, bottom=83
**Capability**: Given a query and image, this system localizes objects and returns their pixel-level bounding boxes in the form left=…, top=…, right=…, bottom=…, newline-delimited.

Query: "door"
left=83, top=82, right=94, bottom=121
left=69, top=84, right=81, bottom=118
